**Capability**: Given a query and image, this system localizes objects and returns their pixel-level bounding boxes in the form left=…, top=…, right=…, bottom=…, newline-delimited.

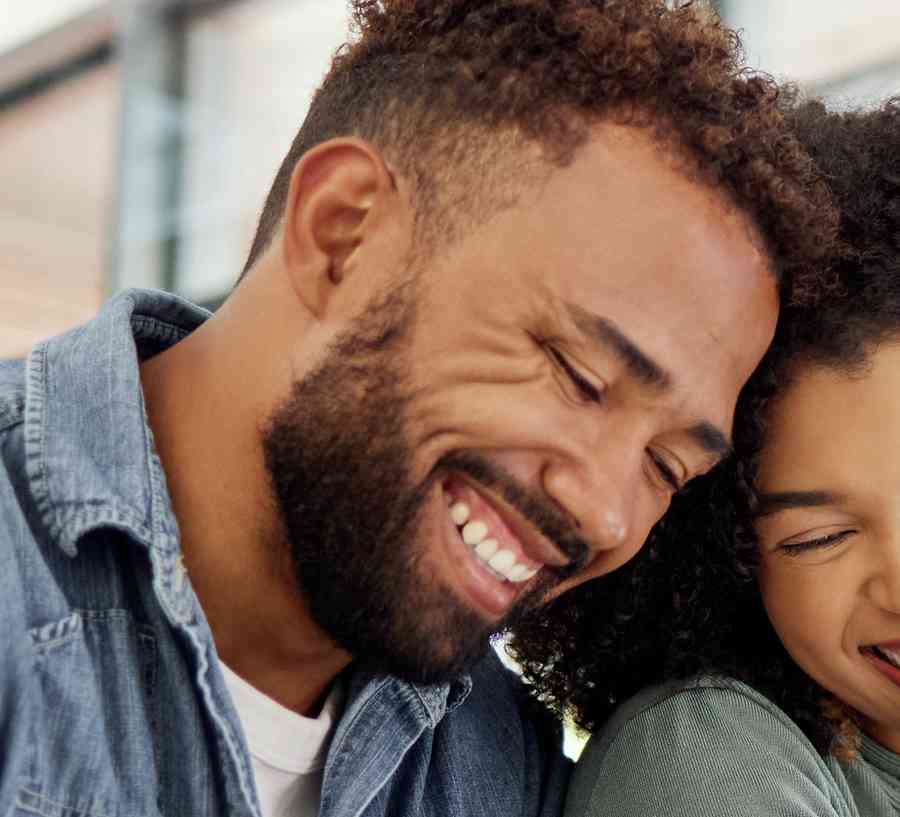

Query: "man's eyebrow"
left=563, top=302, right=733, bottom=460
left=564, top=303, right=671, bottom=390
left=687, top=421, right=733, bottom=459
left=755, top=490, right=844, bottom=517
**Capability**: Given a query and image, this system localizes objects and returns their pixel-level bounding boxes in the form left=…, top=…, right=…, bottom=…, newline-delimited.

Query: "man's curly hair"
left=509, top=98, right=900, bottom=761
left=241, top=0, right=836, bottom=300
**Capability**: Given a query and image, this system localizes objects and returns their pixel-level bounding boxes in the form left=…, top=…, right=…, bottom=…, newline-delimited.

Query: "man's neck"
left=139, top=292, right=352, bottom=716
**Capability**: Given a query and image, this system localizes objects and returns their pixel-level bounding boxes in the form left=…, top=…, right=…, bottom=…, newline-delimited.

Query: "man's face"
left=264, top=127, right=777, bottom=683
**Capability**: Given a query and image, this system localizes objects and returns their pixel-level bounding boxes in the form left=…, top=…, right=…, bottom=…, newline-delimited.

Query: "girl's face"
left=755, top=343, right=900, bottom=752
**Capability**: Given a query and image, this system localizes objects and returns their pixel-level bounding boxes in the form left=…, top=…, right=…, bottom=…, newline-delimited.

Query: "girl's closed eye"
left=779, top=529, right=856, bottom=557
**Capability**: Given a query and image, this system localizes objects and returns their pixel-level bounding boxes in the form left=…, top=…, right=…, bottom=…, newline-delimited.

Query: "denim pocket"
left=16, top=610, right=161, bottom=817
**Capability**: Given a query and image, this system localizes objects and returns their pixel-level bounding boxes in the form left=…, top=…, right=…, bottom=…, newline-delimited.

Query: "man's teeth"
left=450, top=502, right=471, bottom=526
left=875, top=645, right=900, bottom=669
left=449, top=501, right=539, bottom=584
left=474, top=538, right=499, bottom=560
left=462, top=520, right=489, bottom=545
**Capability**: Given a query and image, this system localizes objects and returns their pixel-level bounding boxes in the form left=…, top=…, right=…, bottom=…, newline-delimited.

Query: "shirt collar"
left=345, top=667, right=473, bottom=727
left=23, top=288, right=209, bottom=557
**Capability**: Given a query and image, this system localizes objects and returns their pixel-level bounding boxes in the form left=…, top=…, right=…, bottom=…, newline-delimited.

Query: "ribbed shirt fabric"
left=567, top=676, right=900, bottom=817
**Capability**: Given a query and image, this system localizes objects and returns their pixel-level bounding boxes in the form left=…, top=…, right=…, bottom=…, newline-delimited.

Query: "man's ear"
left=280, top=138, right=397, bottom=319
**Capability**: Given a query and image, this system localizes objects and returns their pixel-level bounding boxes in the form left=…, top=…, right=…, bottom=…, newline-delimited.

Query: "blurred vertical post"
left=110, top=0, right=187, bottom=294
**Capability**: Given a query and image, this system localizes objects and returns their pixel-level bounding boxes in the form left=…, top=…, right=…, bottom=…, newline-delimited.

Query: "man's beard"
left=261, top=283, right=588, bottom=685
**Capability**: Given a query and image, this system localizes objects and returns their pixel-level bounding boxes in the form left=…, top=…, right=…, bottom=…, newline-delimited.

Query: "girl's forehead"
left=758, top=346, right=900, bottom=492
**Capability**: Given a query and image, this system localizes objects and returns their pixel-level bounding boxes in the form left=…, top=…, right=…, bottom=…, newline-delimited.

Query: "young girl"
left=511, top=98, right=900, bottom=816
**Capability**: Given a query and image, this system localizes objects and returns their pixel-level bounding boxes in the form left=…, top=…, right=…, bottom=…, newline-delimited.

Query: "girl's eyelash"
left=780, top=530, right=855, bottom=557
left=548, top=347, right=602, bottom=403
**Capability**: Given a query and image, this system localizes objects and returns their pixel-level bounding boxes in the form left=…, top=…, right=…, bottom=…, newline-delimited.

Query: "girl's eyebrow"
left=755, top=489, right=845, bottom=517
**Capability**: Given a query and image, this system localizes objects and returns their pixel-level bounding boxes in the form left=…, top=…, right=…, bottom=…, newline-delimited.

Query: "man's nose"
left=865, top=541, right=900, bottom=615
left=540, top=449, right=637, bottom=556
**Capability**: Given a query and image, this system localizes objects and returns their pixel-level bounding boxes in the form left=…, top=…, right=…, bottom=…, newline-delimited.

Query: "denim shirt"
left=0, top=289, right=571, bottom=817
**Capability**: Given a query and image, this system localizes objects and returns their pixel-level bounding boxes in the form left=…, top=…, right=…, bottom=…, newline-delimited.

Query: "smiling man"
left=0, top=1, right=837, bottom=816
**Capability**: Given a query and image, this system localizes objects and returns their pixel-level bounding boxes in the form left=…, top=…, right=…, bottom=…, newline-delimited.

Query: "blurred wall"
left=0, top=61, right=116, bottom=356
left=1, top=0, right=899, bottom=358
left=725, top=0, right=900, bottom=102
left=0, top=4, right=114, bottom=357
left=170, top=0, right=347, bottom=303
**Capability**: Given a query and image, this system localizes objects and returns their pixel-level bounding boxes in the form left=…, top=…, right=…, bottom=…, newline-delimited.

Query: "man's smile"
left=451, top=500, right=540, bottom=584
left=438, top=474, right=572, bottom=619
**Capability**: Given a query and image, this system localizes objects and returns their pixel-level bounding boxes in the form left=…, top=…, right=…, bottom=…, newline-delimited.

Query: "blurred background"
left=2, top=0, right=899, bottom=358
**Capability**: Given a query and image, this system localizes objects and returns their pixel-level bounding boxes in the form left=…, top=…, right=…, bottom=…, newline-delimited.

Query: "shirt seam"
left=24, top=341, right=54, bottom=547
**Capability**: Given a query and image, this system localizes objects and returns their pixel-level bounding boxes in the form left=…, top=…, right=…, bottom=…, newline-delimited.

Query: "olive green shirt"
left=567, top=677, right=900, bottom=816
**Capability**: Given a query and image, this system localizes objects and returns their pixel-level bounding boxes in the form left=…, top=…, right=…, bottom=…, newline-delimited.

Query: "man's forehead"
left=583, top=121, right=772, bottom=262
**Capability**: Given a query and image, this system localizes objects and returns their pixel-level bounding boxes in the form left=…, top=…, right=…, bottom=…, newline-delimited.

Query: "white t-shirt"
left=221, top=662, right=344, bottom=817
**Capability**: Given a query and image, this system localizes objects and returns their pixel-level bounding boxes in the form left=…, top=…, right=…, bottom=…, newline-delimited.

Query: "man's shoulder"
left=0, top=360, right=33, bottom=634
left=468, top=648, right=523, bottom=695
left=0, top=358, right=31, bottom=531
left=443, top=650, right=572, bottom=815
left=0, top=358, right=26, bottom=434
left=463, top=649, right=569, bottom=740
left=458, top=649, right=543, bottom=728
left=0, top=355, right=69, bottom=623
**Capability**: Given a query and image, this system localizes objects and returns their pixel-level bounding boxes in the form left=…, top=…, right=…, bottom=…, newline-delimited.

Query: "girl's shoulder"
left=566, top=676, right=857, bottom=817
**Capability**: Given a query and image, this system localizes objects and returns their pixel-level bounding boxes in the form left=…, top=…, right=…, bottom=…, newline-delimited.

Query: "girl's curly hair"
left=509, top=97, right=900, bottom=760
left=242, top=0, right=837, bottom=299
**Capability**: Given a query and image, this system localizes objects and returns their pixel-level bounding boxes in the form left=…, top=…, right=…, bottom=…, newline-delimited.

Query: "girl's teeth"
left=475, top=538, right=499, bottom=560
left=462, top=520, right=488, bottom=545
left=449, top=502, right=470, bottom=526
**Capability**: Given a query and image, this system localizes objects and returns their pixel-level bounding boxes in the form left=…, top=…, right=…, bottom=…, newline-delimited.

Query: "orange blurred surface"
left=0, top=63, right=116, bottom=358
